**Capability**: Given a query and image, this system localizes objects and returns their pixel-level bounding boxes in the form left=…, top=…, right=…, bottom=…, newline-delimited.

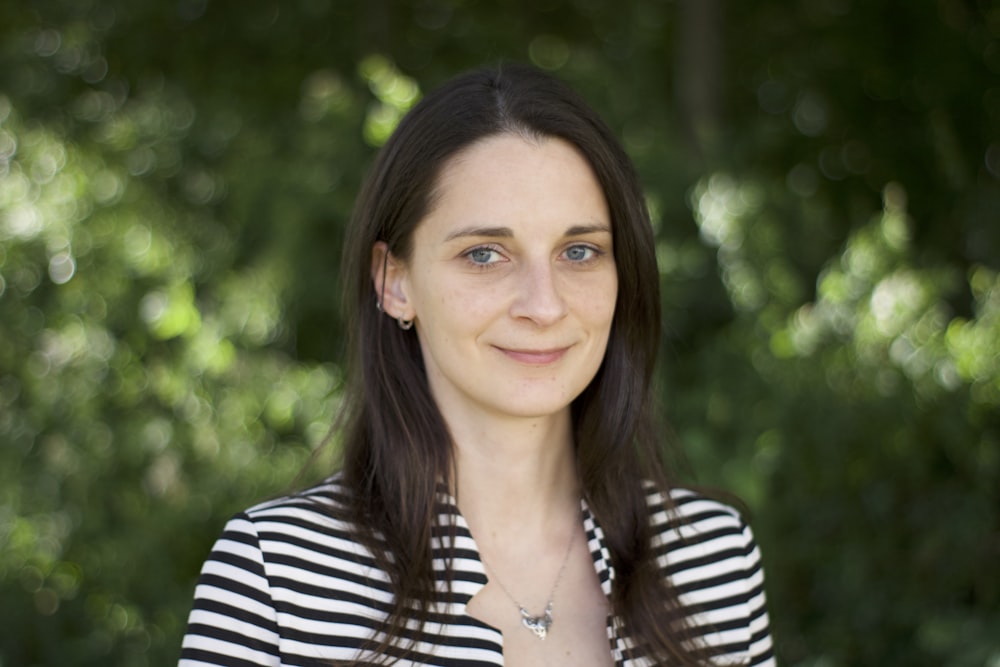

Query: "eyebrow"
left=443, top=223, right=611, bottom=242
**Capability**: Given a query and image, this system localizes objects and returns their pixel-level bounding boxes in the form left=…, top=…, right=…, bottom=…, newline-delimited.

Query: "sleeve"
left=740, top=520, right=776, bottom=667
left=178, top=513, right=282, bottom=667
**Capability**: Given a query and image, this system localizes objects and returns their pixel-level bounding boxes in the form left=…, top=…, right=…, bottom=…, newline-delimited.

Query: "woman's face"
left=380, top=133, right=618, bottom=425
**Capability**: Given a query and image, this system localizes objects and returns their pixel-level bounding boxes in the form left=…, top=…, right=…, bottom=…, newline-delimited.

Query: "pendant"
left=520, top=604, right=553, bottom=640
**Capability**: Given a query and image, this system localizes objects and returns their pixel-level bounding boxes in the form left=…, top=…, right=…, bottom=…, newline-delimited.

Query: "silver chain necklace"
left=480, top=525, right=578, bottom=640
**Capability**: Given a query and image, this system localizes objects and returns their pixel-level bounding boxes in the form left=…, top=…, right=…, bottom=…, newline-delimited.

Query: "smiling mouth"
left=495, top=346, right=570, bottom=365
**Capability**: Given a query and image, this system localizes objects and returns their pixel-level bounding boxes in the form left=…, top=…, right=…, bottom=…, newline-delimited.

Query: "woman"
left=180, top=63, right=775, bottom=666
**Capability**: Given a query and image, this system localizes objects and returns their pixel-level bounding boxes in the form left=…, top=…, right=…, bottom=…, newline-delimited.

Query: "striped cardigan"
left=180, top=477, right=775, bottom=666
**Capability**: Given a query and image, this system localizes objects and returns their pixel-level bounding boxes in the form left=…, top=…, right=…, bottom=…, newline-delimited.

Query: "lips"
left=495, top=346, right=570, bottom=365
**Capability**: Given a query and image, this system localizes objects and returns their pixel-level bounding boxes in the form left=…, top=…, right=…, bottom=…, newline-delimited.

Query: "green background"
left=1, top=1, right=998, bottom=665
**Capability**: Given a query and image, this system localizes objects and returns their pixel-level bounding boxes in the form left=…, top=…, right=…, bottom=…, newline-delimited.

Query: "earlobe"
left=371, top=242, right=413, bottom=321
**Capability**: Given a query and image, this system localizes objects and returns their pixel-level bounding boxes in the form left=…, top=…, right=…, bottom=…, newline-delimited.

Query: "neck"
left=449, top=410, right=581, bottom=541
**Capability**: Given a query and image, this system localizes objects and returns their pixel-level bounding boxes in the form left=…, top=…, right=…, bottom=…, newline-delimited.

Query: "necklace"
left=480, top=524, right=577, bottom=641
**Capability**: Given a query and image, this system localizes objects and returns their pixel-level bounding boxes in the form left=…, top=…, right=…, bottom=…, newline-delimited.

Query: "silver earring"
left=397, top=317, right=413, bottom=330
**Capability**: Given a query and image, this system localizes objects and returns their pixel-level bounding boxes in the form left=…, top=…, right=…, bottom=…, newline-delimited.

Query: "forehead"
left=417, top=133, right=610, bottom=237
left=437, top=132, right=592, bottom=186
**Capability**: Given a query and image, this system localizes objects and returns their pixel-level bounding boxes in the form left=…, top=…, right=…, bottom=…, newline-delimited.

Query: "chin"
left=490, top=392, right=580, bottom=420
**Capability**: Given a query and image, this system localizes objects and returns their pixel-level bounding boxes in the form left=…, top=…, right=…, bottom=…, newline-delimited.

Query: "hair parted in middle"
left=336, top=62, right=703, bottom=664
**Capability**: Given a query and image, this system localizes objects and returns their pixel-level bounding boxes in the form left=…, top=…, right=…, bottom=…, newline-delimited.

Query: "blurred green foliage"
left=1, top=1, right=997, bottom=665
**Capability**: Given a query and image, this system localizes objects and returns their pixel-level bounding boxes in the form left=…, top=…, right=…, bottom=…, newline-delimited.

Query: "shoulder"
left=181, top=482, right=399, bottom=664
left=230, top=475, right=376, bottom=563
left=642, top=482, right=763, bottom=596
left=200, top=474, right=391, bottom=615
left=642, top=483, right=752, bottom=544
left=239, top=475, right=352, bottom=525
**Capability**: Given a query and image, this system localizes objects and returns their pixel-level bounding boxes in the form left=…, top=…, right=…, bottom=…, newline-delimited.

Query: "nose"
left=509, top=260, right=568, bottom=326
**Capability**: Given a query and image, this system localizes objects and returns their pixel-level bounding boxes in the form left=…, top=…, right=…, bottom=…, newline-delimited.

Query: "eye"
left=465, top=245, right=504, bottom=266
left=563, top=245, right=598, bottom=262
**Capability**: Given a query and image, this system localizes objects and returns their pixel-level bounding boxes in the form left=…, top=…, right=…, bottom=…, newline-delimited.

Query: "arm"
left=179, top=514, right=281, bottom=667
left=657, top=490, right=778, bottom=666
left=739, top=520, right=776, bottom=667
left=743, top=525, right=775, bottom=667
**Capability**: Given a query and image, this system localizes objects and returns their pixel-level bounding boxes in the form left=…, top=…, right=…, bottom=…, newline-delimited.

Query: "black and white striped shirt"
left=180, top=477, right=775, bottom=666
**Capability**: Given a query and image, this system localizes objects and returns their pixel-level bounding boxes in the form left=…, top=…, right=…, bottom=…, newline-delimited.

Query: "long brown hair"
left=337, top=62, right=703, bottom=664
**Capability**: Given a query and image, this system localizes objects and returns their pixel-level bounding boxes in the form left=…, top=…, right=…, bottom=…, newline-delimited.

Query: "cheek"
left=571, top=275, right=618, bottom=325
left=440, top=282, right=507, bottom=320
left=418, top=287, right=496, bottom=345
left=601, top=280, right=619, bottom=319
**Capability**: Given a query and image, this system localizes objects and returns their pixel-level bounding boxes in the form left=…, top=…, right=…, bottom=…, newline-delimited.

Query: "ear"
left=371, top=241, right=414, bottom=321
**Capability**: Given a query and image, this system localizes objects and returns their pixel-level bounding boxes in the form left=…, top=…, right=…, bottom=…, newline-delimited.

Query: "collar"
left=430, top=492, right=616, bottom=605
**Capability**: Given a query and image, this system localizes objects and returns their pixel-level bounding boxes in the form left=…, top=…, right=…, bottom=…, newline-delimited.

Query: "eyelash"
left=461, top=244, right=604, bottom=270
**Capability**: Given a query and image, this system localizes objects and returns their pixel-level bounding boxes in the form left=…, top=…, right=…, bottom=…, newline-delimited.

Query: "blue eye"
left=467, top=246, right=501, bottom=265
left=564, top=245, right=597, bottom=262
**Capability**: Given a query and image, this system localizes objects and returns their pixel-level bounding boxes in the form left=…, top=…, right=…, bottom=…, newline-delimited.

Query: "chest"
left=464, top=536, right=615, bottom=667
